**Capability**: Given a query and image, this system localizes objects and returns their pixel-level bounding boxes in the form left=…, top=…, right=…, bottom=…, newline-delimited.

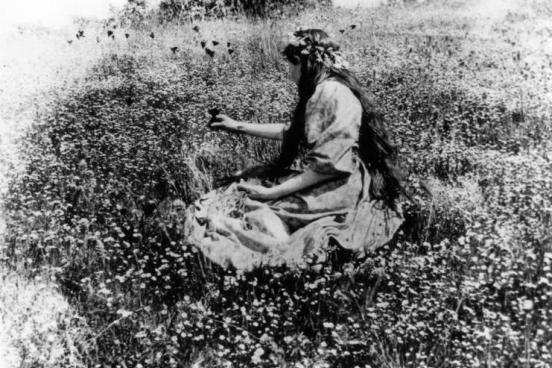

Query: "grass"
left=0, top=269, right=92, bottom=368
left=1, top=1, right=552, bottom=367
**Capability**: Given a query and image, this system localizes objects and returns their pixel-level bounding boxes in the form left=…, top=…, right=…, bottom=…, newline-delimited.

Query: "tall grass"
left=2, top=1, right=552, bottom=367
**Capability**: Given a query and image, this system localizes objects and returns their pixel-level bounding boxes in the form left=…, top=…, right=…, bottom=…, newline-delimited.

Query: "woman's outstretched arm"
left=210, top=114, right=286, bottom=140
left=233, top=121, right=286, bottom=140
left=237, top=169, right=338, bottom=200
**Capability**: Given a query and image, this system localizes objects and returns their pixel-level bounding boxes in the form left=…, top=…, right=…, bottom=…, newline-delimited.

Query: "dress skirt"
left=183, top=158, right=404, bottom=271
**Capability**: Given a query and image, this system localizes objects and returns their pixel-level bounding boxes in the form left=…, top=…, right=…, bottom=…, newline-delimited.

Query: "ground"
left=1, top=1, right=551, bottom=367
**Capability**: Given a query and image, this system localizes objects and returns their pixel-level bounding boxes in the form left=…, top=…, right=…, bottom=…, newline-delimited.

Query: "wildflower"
left=251, top=347, right=264, bottom=364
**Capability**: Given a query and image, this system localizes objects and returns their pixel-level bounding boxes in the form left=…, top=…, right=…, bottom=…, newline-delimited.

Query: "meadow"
left=1, top=0, right=552, bottom=367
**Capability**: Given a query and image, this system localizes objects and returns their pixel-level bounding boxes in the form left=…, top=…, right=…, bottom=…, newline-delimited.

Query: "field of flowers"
left=2, top=1, right=552, bottom=367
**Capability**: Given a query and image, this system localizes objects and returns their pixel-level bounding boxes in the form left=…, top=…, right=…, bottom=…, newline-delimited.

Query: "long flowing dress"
left=184, top=77, right=404, bottom=271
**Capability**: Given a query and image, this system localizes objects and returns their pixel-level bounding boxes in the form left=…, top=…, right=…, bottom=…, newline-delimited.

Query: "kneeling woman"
left=185, top=28, right=404, bottom=270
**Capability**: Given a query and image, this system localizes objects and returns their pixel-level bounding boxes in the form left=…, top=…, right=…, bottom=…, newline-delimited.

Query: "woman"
left=184, top=28, right=404, bottom=270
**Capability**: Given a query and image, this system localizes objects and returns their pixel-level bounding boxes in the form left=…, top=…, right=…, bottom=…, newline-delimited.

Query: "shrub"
left=154, top=0, right=331, bottom=21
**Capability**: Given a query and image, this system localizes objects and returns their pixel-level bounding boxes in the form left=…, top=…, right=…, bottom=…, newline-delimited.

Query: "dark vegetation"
left=121, top=0, right=332, bottom=26
left=2, top=1, right=552, bottom=367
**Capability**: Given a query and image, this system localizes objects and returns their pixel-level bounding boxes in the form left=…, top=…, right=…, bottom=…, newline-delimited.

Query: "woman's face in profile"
left=288, top=61, right=301, bottom=85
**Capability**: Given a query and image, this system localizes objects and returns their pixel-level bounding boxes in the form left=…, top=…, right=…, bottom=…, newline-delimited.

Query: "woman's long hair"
left=277, top=29, right=404, bottom=208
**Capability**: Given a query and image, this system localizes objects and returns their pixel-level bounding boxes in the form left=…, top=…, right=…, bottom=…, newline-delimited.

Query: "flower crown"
left=284, top=27, right=350, bottom=70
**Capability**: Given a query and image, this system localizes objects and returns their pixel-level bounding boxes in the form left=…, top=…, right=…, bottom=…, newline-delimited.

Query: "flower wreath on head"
left=284, top=26, right=350, bottom=70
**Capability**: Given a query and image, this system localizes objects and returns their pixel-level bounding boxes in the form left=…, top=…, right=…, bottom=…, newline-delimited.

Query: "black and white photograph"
left=0, top=0, right=551, bottom=367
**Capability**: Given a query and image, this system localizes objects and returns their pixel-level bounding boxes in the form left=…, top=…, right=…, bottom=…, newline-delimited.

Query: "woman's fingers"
left=231, top=169, right=243, bottom=177
left=209, top=114, right=237, bottom=131
left=215, top=114, right=230, bottom=124
left=209, top=122, right=230, bottom=131
left=209, top=122, right=224, bottom=128
left=236, top=183, right=272, bottom=201
left=236, top=183, right=250, bottom=192
left=244, top=197, right=264, bottom=210
left=237, top=182, right=260, bottom=195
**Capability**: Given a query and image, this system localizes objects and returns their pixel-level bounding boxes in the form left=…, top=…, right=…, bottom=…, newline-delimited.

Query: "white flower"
left=251, top=347, right=264, bottom=364
left=522, top=299, right=534, bottom=311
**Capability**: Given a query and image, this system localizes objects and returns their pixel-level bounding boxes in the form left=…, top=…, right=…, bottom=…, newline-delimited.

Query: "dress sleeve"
left=303, top=80, right=362, bottom=176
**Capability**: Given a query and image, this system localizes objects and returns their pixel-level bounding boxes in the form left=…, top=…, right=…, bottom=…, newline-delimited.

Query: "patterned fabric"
left=184, top=78, right=404, bottom=271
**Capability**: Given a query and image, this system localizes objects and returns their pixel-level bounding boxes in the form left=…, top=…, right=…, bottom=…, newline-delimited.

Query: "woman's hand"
left=232, top=164, right=274, bottom=179
left=236, top=182, right=280, bottom=201
left=209, top=114, right=239, bottom=132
